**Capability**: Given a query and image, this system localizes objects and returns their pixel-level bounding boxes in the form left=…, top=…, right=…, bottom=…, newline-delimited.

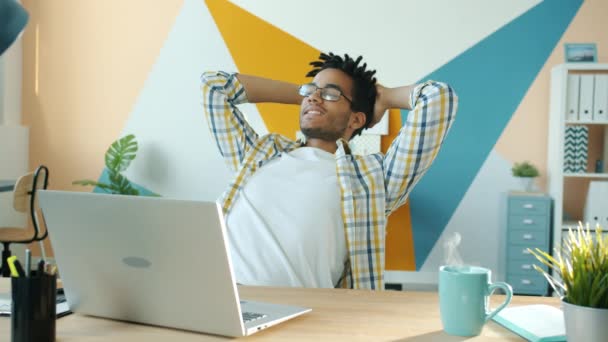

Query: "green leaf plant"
left=73, top=134, right=143, bottom=196
left=528, top=222, right=608, bottom=309
left=511, top=161, right=540, bottom=178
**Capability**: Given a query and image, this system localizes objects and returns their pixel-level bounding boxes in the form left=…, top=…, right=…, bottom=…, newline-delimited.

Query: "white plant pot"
left=562, top=300, right=608, bottom=342
left=517, top=177, right=535, bottom=192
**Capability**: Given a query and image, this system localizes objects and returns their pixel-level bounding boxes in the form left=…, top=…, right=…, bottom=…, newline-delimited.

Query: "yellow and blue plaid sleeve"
left=201, top=71, right=259, bottom=173
left=384, top=81, right=458, bottom=214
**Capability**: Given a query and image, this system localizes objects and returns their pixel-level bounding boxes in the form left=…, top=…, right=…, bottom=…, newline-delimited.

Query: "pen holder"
left=11, top=271, right=57, bottom=342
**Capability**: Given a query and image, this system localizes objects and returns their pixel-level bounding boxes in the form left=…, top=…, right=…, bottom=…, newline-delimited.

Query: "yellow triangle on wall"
left=383, top=109, right=416, bottom=271
left=206, top=0, right=318, bottom=139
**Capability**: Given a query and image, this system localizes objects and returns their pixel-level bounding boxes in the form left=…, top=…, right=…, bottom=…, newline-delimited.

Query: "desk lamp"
left=0, top=0, right=28, bottom=56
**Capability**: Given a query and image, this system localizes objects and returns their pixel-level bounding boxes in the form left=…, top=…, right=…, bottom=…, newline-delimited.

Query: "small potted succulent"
left=511, top=161, right=539, bottom=192
left=528, top=222, right=608, bottom=342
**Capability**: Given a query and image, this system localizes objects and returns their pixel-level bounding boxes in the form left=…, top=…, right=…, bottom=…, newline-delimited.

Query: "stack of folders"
left=492, top=305, right=566, bottom=342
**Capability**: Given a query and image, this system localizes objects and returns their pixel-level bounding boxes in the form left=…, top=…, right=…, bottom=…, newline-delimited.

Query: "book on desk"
left=492, top=304, right=566, bottom=342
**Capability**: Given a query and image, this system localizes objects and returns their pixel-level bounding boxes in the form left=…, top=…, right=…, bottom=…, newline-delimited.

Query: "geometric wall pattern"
left=97, top=0, right=582, bottom=279
left=407, top=0, right=582, bottom=268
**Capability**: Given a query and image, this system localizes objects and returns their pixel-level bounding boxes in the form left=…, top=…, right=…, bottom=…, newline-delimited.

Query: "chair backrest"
left=11, top=165, right=49, bottom=241
left=13, top=172, right=35, bottom=213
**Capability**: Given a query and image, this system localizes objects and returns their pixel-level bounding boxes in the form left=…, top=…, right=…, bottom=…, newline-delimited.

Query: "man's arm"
left=380, top=81, right=459, bottom=215
left=368, top=84, right=414, bottom=127
left=235, top=74, right=301, bottom=104
left=201, top=72, right=301, bottom=173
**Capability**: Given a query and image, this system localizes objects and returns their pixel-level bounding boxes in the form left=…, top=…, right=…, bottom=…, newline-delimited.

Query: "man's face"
left=299, top=68, right=356, bottom=141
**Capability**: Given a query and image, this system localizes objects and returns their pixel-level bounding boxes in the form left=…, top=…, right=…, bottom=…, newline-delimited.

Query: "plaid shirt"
left=201, top=71, right=458, bottom=290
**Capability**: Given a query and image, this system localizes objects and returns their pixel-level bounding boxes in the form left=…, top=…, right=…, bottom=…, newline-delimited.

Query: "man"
left=201, top=53, right=458, bottom=290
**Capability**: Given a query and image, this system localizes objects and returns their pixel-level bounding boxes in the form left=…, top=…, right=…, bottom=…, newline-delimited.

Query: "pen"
left=37, top=259, right=45, bottom=276
left=25, top=249, right=31, bottom=277
left=45, top=264, right=57, bottom=276
left=14, top=260, right=25, bottom=277
left=7, top=256, right=22, bottom=277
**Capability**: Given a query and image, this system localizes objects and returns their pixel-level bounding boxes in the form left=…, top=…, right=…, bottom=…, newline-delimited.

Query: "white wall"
left=0, top=28, right=30, bottom=256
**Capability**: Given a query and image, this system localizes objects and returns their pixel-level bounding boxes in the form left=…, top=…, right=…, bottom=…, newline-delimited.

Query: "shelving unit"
left=547, top=63, right=608, bottom=250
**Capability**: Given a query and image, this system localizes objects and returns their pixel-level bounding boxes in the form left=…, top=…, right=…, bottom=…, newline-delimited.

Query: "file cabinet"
left=506, top=193, right=552, bottom=296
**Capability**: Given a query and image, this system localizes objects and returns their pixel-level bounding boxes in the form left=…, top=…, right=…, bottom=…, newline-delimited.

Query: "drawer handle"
left=521, top=264, right=532, bottom=270
left=521, top=279, right=532, bottom=285
left=522, top=249, right=531, bottom=254
left=523, top=219, right=534, bottom=225
left=523, top=234, right=533, bottom=240
left=523, top=203, right=535, bottom=209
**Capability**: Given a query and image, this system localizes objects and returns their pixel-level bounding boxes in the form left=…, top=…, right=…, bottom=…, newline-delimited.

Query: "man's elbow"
left=200, top=71, right=232, bottom=90
left=423, top=81, right=458, bottom=114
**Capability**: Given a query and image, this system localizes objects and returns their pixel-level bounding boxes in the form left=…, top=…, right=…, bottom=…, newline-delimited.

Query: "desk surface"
left=0, top=180, right=14, bottom=193
left=0, top=279, right=560, bottom=341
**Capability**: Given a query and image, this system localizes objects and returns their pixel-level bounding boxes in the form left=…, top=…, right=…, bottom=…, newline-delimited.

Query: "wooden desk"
left=0, top=279, right=559, bottom=341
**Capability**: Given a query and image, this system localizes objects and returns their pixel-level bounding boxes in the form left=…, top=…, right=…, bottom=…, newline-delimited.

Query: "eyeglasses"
left=298, top=83, right=352, bottom=103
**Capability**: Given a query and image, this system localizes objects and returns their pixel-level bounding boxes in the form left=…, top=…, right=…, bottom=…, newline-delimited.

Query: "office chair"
left=0, top=165, right=49, bottom=277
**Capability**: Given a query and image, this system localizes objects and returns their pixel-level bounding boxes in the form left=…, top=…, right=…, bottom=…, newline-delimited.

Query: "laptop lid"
left=38, top=190, right=247, bottom=336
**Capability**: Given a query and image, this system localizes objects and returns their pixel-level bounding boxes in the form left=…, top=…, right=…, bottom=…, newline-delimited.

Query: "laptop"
left=37, top=190, right=311, bottom=337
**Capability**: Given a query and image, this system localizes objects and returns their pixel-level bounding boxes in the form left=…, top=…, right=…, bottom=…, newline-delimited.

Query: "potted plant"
left=511, top=161, right=539, bottom=192
left=528, top=222, right=608, bottom=342
left=73, top=134, right=157, bottom=196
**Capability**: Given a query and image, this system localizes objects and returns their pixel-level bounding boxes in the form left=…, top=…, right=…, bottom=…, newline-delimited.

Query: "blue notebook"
left=492, top=305, right=566, bottom=342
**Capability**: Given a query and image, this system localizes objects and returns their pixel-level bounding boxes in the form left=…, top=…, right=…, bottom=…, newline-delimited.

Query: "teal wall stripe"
left=407, top=0, right=583, bottom=269
left=94, top=168, right=158, bottom=196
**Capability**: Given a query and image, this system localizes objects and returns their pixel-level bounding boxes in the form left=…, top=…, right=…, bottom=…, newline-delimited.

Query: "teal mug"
left=439, top=265, right=513, bottom=336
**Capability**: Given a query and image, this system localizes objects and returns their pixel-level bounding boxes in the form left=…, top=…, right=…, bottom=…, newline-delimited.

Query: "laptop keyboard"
left=242, top=312, right=267, bottom=323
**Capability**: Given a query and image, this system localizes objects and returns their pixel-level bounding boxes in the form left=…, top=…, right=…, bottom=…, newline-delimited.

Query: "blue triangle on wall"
left=407, top=0, right=583, bottom=269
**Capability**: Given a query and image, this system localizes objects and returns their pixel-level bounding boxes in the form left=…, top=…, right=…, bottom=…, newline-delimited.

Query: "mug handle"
left=484, top=282, right=513, bottom=322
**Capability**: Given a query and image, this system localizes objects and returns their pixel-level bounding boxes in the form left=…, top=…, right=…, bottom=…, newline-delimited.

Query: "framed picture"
left=564, top=43, right=597, bottom=63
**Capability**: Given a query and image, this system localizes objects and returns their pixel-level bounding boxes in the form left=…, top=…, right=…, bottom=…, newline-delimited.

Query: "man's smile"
left=303, top=105, right=325, bottom=118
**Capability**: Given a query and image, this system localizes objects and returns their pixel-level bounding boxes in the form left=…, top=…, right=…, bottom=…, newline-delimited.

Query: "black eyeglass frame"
left=298, top=83, right=352, bottom=103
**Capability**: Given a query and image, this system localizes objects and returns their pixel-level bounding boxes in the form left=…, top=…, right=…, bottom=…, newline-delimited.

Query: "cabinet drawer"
left=508, top=198, right=549, bottom=216
left=508, top=230, right=548, bottom=246
left=507, top=259, right=548, bottom=276
left=507, top=245, right=544, bottom=261
left=507, top=215, right=548, bottom=231
left=507, top=274, right=548, bottom=295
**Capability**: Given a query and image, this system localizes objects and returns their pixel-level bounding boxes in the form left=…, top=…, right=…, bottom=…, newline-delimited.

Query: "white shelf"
left=561, top=221, right=580, bottom=230
left=565, top=120, right=608, bottom=125
left=547, top=63, right=608, bottom=252
left=563, top=172, right=608, bottom=178
left=557, top=63, right=608, bottom=71
left=560, top=221, right=608, bottom=229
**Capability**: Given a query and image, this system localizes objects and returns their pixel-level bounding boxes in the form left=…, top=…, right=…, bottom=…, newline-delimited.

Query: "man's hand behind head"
left=369, top=84, right=389, bottom=129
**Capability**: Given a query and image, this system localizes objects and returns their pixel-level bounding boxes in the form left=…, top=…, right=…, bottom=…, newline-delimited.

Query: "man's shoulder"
left=255, top=133, right=299, bottom=149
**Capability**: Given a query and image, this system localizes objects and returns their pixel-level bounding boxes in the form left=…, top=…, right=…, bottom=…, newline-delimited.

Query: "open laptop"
left=37, top=190, right=311, bottom=337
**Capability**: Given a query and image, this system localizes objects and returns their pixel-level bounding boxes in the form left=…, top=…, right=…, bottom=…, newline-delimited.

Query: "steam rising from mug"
left=443, top=232, right=464, bottom=266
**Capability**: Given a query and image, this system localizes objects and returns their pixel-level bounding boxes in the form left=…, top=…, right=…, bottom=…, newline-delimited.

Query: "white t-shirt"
left=226, top=147, right=347, bottom=288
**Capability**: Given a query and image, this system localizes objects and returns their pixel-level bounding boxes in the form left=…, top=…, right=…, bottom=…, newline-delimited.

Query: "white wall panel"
left=121, top=0, right=268, bottom=200
left=419, top=150, right=534, bottom=282
left=229, top=0, right=541, bottom=86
